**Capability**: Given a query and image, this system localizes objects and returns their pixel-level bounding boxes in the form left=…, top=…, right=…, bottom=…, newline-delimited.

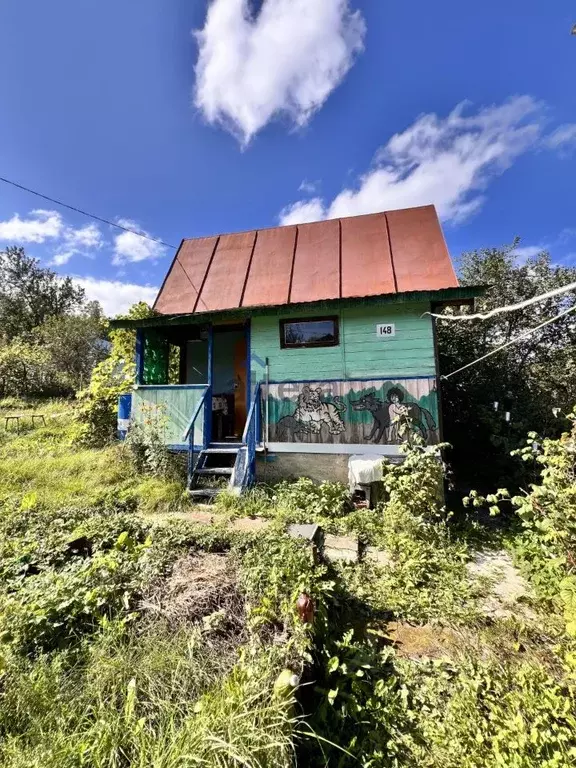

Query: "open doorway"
left=211, top=325, right=248, bottom=441
left=180, top=323, right=249, bottom=443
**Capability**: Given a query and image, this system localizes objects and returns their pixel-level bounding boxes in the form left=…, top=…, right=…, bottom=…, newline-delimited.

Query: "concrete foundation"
left=255, top=451, right=350, bottom=485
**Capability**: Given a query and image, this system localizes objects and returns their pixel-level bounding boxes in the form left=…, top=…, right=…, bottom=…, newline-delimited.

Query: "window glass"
left=280, top=317, right=338, bottom=348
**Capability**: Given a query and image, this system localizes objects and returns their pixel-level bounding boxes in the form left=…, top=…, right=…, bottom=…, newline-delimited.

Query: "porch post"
left=203, top=325, right=213, bottom=448
left=135, top=329, right=145, bottom=385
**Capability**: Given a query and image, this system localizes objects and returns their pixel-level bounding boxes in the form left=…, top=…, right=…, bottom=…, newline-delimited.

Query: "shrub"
left=75, top=356, right=134, bottom=446
left=465, top=408, right=576, bottom=637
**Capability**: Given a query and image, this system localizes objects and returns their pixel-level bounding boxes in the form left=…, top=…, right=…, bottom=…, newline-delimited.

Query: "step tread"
left=203, top=447, right=240, bottom=454
left=209, top=442, right=242, bottom=448
left=194, top=467, right=233, bottom=475
left=188, top=488, right=221, bottom=498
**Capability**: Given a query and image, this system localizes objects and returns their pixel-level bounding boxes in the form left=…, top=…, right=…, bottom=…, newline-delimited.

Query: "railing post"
left=187, top=424, right=194, bottom=488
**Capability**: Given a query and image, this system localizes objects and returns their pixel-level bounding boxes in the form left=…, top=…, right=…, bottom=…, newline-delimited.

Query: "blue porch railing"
left=183, top=386, right=210, bottom=486
left=232, top=383, right=261, bottom=490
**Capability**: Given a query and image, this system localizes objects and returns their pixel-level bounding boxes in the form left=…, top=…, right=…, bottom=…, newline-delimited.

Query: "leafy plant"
left=465, top=409, right=576, bottom=637
left=125, top=402, right=181, bottom=479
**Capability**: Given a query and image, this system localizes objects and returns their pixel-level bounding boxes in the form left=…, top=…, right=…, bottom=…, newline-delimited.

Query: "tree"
left=76, top=303, right=157, bottom=445
left=0, top=340, right=52, bottom=398
left=34, top=306, right=108, bottom=392
left=437, top=242, right=576, bottom=490
left=0, top=246, right=85, bottom=341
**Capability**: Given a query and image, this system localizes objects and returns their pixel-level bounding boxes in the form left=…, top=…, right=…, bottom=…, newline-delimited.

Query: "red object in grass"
left=296, top=593, right=315, bottom=624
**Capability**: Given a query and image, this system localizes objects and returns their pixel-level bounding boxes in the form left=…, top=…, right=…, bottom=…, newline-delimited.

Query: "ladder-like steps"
left=188, top=445, right=240, bottom=500
left=188, top=488, right=221, bottom=499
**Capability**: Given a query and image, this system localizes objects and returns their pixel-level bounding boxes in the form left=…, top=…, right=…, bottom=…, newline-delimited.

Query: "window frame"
left=279, top=315, right=340, bottom=350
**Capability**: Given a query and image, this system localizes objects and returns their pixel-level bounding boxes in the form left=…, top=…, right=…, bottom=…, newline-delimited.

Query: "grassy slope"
left=0, top=399, right=185, bottom=514
left=0, top=398, right=575, bottom=767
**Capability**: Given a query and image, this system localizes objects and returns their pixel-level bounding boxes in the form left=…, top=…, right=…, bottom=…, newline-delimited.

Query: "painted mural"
left=264, top=378, right=439, bottom=445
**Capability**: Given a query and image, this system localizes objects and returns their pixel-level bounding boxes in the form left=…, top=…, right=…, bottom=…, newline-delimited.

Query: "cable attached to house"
left=0, top=174, right=177, bottom=249
left=425, top=280, right=576, bottom=322
left=442, top=303, right=576, bottom=379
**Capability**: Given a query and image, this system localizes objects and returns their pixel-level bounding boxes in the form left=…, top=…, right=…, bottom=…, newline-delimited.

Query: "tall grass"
left=0, top=625, right=297, bottom=768
left=0, top=400, right=186, bottom=515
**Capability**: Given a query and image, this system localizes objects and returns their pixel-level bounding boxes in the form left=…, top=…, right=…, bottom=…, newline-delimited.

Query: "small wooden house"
left=112, top=205, right=480, bottom=495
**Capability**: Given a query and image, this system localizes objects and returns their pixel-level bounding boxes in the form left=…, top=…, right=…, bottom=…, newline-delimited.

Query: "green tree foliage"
left=0, top=246, right=107, bottom=397
left=0, top=246, right=85, bottom=342
left=76, top=303, right=156, bottom=445
left=32, top=304, right=108, bottom=392
left=438, top=242, right=576, bottom=489
left=0, top=341, right=52, bottom=398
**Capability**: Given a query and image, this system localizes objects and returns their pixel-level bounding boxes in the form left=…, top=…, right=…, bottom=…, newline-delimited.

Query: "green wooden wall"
left=250, top=301, right=435, bottom=384
left=132, top=387, right=205, bottom=447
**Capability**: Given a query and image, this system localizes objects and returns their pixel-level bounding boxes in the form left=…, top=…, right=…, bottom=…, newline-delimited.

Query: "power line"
left=0, top=175, right=177, bottom=249
left=443, top=303, right=576, bottom=379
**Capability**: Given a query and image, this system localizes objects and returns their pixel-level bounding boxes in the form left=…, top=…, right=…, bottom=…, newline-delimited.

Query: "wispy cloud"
left=112, top=219, right=168, bottom=265
left=194, top=0, right=365, bottom=145
left=72, top=276, right=159, bottom=316
left=279, top=96, right=545, bottom=226
left=0, top=209, right=104, bottom=265
left=543, top=124, right=576, bottom=151
left=298, top=179, right=320, bottom=195
left=511, top=243, right=549, bottom=263
left=52, top=223, right=104, bottom=265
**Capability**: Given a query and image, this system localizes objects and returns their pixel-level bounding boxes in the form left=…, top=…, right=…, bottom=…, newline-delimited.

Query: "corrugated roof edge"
left=110, top=285, right=486, bottom=329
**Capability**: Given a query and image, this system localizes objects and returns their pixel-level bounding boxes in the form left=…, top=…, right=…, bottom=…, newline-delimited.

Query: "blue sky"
left=0, top=0, right=575, bottom=314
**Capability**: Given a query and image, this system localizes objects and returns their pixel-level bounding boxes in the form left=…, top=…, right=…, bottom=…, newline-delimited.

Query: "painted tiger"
left=292, top=385, right=346, bottom=435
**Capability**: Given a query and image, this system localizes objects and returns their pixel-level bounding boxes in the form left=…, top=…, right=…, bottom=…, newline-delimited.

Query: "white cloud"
left=112, top=219, right=167, bottom=265
left=543, top=124, right=576, bottom=150
left=52, top=223, right=104, bottom=265
left=73, top=276, right=159, bottom=317
left=511, top=244, right=548, bottom=263
left=279, top=96, right=544, bottom=226
left=194, top=0, right=365, bottom=144
left=298, top=179, right=320, bottom=195
left=65, top=223, right=102, bottom=250
left=279, top=197, right=326, bottom=225
left=0, top=209, right=64, bottom=243
left=0, top=209, right=104, bottom=265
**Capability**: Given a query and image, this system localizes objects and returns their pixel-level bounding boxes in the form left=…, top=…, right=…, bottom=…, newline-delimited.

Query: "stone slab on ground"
left=323, top=534, right=358, bottom=563
left=287, top=523, right=322, bottom=543
left=364, top=547, right=393, bottom=567
left=467, top=549, right=534, bottom=619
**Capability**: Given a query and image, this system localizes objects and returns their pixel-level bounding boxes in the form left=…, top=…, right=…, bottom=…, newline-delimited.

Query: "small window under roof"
left=280, top=316, right=339, bottom=349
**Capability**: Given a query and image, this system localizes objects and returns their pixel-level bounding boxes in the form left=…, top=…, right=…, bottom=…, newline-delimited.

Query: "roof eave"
left=109, top=285, right=486, bottom=330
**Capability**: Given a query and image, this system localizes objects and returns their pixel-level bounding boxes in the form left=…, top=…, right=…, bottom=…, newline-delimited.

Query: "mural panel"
left=264, top=378, right=439, bottom=445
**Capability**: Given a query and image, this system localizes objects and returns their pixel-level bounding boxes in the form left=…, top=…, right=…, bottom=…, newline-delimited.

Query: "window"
left=280, top=316, right=339, bottom=349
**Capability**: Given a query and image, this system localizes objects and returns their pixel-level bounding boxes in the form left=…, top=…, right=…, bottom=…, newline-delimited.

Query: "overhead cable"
left=0, top=174, right=177, bottom=249
left=442, top=303, right=576, bottom=380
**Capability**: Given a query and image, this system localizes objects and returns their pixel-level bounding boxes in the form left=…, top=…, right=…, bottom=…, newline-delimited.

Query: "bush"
left=465, top=408, right=576, bottom=638
left=75, top=356, right=134, bottom=446
left=125, top=402, right=183, bottom=480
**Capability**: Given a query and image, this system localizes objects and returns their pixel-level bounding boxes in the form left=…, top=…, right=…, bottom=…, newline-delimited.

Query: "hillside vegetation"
left=0, top=397, right=575, bottom=766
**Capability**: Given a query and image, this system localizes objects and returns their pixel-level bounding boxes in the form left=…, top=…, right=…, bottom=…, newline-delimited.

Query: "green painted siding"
left=251, top=301, right=435, bottom=383
left=132, top=387, right=205, bottom=446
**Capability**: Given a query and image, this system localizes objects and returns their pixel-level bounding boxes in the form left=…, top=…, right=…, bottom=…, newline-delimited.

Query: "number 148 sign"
left=376, top=323, right=396, bottom=338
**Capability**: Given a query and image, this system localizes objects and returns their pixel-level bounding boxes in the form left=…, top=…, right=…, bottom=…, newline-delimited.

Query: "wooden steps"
left=188, top=444, right=241, bottom=500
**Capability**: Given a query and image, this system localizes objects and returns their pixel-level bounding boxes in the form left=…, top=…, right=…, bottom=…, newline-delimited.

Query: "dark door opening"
left=211, top=325, right=248, bottom=441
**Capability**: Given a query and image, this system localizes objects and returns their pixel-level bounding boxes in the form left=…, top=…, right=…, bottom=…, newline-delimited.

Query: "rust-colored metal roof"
left=153, top=205, right=459, bottom=315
